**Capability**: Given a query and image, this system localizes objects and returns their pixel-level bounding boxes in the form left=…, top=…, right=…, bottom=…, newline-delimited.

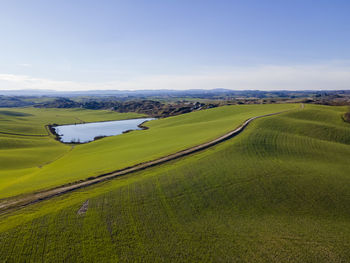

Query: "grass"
left=0, top=104, right=297, bottom=198
left=0, top=104, right=349, bottom=262
left=0, top=108, right=144, bottom=197
left=0, top=107, right=144, bottom=135
left=344, top=106, right=350, bottom=123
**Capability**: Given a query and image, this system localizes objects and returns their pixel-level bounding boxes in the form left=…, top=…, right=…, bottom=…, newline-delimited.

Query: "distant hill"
left=1, top=89, right=349, bottom=98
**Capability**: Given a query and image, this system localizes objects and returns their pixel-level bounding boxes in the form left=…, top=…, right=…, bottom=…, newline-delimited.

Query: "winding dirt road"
left=0, top=110, right=289, bottom=214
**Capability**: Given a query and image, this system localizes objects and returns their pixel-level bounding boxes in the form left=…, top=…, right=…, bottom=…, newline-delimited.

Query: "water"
left=53, top=118, right=154, bottom=143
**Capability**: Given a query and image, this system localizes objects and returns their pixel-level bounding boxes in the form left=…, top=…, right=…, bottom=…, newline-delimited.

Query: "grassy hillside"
left=0, top=104, right=297, bottom=198
left=0, top=104, right=349, bottom=262
left=0, top=108, right=144, bottom=197
left=344, top=107, right=350, bottom=123
left=0, top=107, right=142, bottom=135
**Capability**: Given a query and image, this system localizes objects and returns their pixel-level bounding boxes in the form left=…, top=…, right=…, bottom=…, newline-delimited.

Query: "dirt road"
left=0, top=110, right=289, bottom=214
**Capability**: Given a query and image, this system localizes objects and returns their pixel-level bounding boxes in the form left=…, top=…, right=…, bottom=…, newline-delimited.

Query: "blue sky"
left=0, top=0, right=349, bottom=90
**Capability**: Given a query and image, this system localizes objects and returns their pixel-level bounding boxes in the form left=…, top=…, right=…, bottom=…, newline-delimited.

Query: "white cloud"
left=17, top=63, right=32, bottom=68
left=0, top=62, right=350, bottom=91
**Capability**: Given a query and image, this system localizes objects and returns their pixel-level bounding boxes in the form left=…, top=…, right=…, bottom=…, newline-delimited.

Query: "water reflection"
left=53, top=118, right=154, bottom=143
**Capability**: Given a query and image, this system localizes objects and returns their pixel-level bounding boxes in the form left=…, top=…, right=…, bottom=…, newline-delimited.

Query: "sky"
left=0, top=0, right=350, bottom=91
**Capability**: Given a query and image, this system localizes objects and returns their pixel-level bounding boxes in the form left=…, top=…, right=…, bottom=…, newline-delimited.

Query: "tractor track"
left=0, top=110, right=291, bottom=215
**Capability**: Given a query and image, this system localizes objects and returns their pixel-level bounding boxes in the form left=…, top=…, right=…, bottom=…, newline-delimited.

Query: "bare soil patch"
left=77, top=200, right=89, bottom=215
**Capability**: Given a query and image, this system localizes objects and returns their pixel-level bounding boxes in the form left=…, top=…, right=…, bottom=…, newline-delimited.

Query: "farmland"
left=0, top=104, right=349, bottom=262
left=0, top=104, right=297, bottom=199
left=0, top=108, right=144, bottom=198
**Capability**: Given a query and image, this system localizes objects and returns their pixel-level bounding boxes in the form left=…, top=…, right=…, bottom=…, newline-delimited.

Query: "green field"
left=0, top=104, right=349, bottom=262
left=0, top=104, right=297, bottom=198
left=0, top=108, right=144, bottom=198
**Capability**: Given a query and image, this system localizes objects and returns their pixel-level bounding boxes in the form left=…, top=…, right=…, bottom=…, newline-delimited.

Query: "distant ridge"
left=0, top=89, right=348, bottom=97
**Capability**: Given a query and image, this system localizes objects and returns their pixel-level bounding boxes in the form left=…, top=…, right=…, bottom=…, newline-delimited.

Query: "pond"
left=53, top=118, right=154, bottom=143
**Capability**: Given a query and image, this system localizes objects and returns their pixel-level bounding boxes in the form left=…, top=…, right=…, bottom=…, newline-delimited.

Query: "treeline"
left=35, top=98, right=218, bottom=117
left=1, top=90, right=349, bottom=116
left=0, top=96, right=33, bottom=107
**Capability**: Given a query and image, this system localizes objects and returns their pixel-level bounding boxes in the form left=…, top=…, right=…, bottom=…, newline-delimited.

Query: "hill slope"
left=0, top=104, right=349, bottom=262
left=0, top=104, right=296, bottom=198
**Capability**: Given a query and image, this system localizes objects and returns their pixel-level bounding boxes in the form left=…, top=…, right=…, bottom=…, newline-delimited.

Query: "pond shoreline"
left=49, top=118, right=154, bottom=144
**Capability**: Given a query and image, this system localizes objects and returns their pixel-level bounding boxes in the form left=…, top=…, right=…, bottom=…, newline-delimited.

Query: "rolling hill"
left=0, top=104, right=349, bottom=262
left=0, top=104, right=297, bottom=198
